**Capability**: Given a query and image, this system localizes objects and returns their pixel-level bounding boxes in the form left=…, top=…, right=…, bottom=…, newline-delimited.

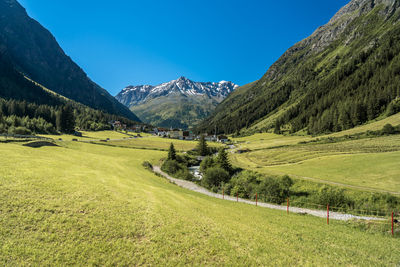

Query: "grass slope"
left=231, top=133, right=400, bottom=193
left=1, top=139, right=399, bottom=265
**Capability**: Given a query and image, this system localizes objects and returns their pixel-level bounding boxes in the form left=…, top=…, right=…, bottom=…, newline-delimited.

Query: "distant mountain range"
left=115, top=77, right=238, bottom=129
left=197, top=0, right=400, bottom=135
left=0, top=0, right=140, bottom=122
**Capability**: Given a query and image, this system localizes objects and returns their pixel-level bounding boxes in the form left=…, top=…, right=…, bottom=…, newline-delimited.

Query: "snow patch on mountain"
left=115, top=76, right=239, bottom=107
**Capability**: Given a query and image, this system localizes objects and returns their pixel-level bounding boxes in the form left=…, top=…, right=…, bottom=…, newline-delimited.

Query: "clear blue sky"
left=18, top=0, right=349, bottom=95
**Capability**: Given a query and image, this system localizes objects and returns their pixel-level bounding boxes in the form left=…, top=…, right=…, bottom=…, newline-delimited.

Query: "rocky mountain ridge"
left=115, top=76, right=238, bottom=107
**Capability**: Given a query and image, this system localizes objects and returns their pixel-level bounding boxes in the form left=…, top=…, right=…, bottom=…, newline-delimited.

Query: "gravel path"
left=153, top=166, right=384, bottom=221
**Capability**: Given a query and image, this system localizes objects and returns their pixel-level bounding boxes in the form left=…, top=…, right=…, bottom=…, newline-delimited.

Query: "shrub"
left=175, top=168, right=194, bottom=181
left=161, top=159, right=194, bottom=181
left=258, top=177, right=291, bottom=204
left=161, top=159, right=182, bottom=175
left=200, top=156, right=215, bottom=173
left=381, top=123, right=395, bottom=135
left=142, top=161, right=153, bottom=170
left=202, top=167, right=230, bottom=188
left=227, top=171, right=294, bottom=203
left=314, top=186, right=350, bottom=208
left=229, top=170, right=260, bottom=198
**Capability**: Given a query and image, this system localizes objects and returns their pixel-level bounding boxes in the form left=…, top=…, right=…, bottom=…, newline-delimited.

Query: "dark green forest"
left=0, top=98, right=138, bottom=134
left=197, top=4, right=400, bottom=135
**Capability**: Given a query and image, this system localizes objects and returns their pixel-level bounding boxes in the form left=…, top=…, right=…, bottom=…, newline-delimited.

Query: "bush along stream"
left=160, top=137, right=400, bottom=218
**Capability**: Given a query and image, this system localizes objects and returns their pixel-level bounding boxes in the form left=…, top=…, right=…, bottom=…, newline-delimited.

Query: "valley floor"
left=0, top=132, right=399, bottom=265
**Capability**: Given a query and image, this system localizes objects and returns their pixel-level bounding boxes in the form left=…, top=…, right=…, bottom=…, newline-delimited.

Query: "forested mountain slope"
left=0, top=50, right=138, bottom=134
left=0, top=0, right=140, bottom=121
left=197, top=0, right=400, bottom=135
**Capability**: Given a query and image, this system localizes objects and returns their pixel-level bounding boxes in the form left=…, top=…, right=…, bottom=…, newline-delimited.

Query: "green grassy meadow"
left=231, top=133, right=400, bottom=193
left=1, top=137, right=399, bottom=265
left=101, top=136, right=201, bottom=151
left=37, top=130, right=134, bottom=141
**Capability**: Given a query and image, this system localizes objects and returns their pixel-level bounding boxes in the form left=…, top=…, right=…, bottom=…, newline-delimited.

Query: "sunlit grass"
left=231, top=134, right=400, bottom=193
left=1, top=140, right=399, bottom=265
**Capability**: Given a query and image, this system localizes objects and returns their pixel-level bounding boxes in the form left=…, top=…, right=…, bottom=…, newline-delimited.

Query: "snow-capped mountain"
left=115, top=76, right=238, bottom=107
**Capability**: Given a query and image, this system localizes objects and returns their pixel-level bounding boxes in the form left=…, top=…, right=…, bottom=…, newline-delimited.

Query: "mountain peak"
left=116, top=77, right=238, bottom=107
left=177, top=76, right=189, bottom=81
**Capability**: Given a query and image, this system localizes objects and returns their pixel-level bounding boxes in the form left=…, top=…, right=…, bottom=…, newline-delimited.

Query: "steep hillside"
left=0, top=0, right=140, bottom=122
left=116, top=77, right=238, bottom=129
left=0, top=51, right=139, bottom=134
left=198, top=0, right=400, bottom=135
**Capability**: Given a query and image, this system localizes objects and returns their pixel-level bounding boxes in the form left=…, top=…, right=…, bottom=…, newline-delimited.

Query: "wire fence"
left=224, top=191, right=398, bottom=236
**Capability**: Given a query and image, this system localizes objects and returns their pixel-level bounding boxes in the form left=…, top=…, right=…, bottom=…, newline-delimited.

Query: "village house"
left=109, top=120, right=122, bottom=130
left=154, top=127, right=169, bottom=137
left=204, top=134, right=217, bottom=142
left=217, top=135, right=229, bottom=143
left=125, top=125, right=138, bottom=133
left=167, top=129, right=194, bottom=140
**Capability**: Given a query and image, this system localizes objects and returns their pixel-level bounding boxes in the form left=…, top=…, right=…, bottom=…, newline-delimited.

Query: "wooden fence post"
left=256, top=193, right=258, bottom=206
left=392, top=212, right=394, bottom=236
left=287, top=198, right=289, bottom=214
left=327, top=204, right=330, bottom=225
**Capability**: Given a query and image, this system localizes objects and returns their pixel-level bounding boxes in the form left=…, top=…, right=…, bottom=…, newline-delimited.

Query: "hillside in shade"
left=0, top=0, right=140, bottom=122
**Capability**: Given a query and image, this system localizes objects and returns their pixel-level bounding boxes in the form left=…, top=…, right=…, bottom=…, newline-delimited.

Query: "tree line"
left=0, top=97, right=138, bottom=135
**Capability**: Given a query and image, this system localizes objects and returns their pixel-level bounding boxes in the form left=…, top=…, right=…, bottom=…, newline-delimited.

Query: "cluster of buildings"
left=153, top=127, right=229, bottom=143
left=109, top=121, right=230, bottom=143
left=109, top=121, right=148, bottom=133
left=153, top=128, right=194, bottom=140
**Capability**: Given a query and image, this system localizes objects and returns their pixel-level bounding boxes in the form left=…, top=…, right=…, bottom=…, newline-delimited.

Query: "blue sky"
left=18, top=0, right=349, bottom=95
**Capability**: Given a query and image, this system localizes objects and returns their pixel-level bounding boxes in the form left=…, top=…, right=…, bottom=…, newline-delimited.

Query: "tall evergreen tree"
left=196, top=135, right=209, bottom=156
left=57, top=105, right=75, bottom=133
left=216, top=147, right=232, bottom=174
left=168, top=143, right=177, bottom=160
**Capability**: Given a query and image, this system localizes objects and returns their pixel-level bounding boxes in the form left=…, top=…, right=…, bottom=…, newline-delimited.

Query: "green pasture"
left=0, top=140, right=399, bottom=265
left=38, top=130, right=131, bottom=141
left=231, top=134, right=400, bottom=193
left=100, top=137, right=196, bottom=151
left=101, top=135, right=223, bottom=152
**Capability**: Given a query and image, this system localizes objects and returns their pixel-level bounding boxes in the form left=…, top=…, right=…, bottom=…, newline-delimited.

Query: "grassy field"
left=231, top=133, right=400, bottom=193
left=1, top=139, right=399, bottom=265
left=38, top=130, right=133, bottom=141
left=39, top=131, right=221, bottom=152
left=232, top=133, right=311, bottom=150
left=101, top=136, right=203, bottom=151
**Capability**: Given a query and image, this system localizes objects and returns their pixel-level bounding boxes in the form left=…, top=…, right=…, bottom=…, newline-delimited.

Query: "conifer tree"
left=56, top=104, right=75, bottom=133
left=196, top=135, right=209, bottom=156
left=168, top=143, right=177, bottom=160
left=216, top=147, right=232, bottom=174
